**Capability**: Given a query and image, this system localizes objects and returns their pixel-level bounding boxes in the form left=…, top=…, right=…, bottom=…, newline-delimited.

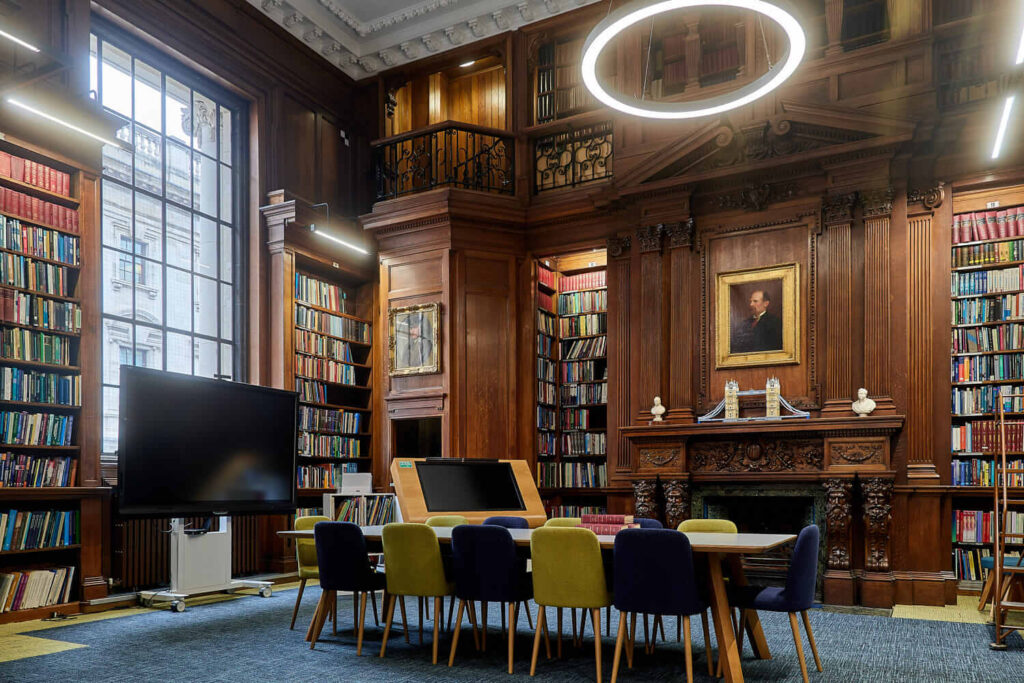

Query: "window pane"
left=195, top=338, right=217, bottom=378
left=133, top=60, right=162, bottom=132
left=194, top=275, right=217, bottom=336
left=103, top=387, right=120, bottom=454
left=102, top=319, right=132, bottom=384
left=90, top=35, right=99, bottom=99
left=193, top=153, right=217, bottom=217
left=101, top=42, right=132, bottom=117
left=220, top=283, right=233, bottom=341
left=220, top=342, right=233, bottom=379
left=101, top=181, right=132, bottom=249
left=134, top=192, right=162, bottom=261
left=193, top=215, right=217, bottom=278
left=165, top=142, right=191, bottom=207
left=103, top=247, right=133, bottom=317
left=193, top=91, right=218, bottom=156
left=166, top=332, right=193, bottom=374
left=165, top=76, right=191, bottom=144
left=135, top=325, right=163, bottom=369
left=134, top=126, right=162, bottom=194
left=135, top=257, right=162, bottom=324
left=165, top=205, right=191, bottom=269
left=166, top=267, right=192, bottom=332
left=219, top=106, right=232, bottom=164
left=102, top=122, right=132, bottom=183
left=219, top=164, right=232, bottom=222
left=219, top=225, right=232, bottom=282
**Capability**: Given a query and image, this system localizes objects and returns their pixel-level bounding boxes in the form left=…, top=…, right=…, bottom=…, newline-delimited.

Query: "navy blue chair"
left=728, top=524, right=822, bottom=683
left=449, top=524, right=533, bottom=673
left=634, top=517, right=663, bottom=529
left=484, top=515, right=530, bottom=529
left=311, top=522, right=387, bottom=654
left=611, top=528, right=711, bottom=683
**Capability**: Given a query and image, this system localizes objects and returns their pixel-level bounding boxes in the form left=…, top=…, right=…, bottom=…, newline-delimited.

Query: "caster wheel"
left=259, top=586, right=272, bottom=598
left=171, top=600, right=186, bottom=613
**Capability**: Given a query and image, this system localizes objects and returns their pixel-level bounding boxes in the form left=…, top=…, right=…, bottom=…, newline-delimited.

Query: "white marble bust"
left=650, top=396, right=666, bottom=422
left=852, top=388, right=876, bottom=417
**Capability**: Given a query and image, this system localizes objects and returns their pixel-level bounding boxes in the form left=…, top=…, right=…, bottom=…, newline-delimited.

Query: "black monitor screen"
left=117, top=366, right=297, bottom=516
left=416, top=461, right=525, bottom=512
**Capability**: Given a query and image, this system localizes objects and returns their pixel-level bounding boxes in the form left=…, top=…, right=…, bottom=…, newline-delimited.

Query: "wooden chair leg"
left=643, top=613, right=650, bottom=653
left=543, top=606, right=553, bottom=659
left=801, top=610, right=823, bottom=672
left=399, top=596, right=410, bottom=644
left=978, top=569, right=995, bottom=610
left=508, top=601, right=516, bottom=674
left=571, top=608, right=578, bottom=646
left=591, top=608, right=603, bottom=683
left=357, top=592, right=368, bottom=656
left=308, top=591, right=329, bottom=649
left=626, top=612, right=636, bottom=669
left=611, top=611, right=626, bottom=683
left=379, top=594, right=397, bottom=658
left=468, top=600, right=482, bottom=651
left=557, top=607, right=563, bottom=658
left=701, top=611, right=713, bottom=676
left=683, top=615, right=693, bottom=683
left=523, top=601, right=534, bottom=629
left=331, top=591, right=338, bottom=635
left=788, top=612, right=810, bottom=683
left=657, top=613, right=666, bottom=641
left=736, top=608, right=746, bottom=656
left=448, top=599, right=467, bottom=667
left=530, top=605, right=546, bottom=676
left=433, top=597, right=442, bottom=664
left=289, top=578, right=306, bottom=630
left=371, top=590, right=380, bottom=626
left=501, top=601, right=507, bottom=638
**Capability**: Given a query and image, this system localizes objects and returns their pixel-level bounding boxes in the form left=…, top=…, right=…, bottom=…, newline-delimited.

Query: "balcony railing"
left=373, top=121, right=514, bottom=201
left=533, top=121, right=613, bottom=193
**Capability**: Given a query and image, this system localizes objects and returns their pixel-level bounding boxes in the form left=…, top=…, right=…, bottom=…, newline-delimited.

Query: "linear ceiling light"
left=1016, top=19, right=1024, bottom=65
left=0, top=29, right=40, bottom=53
left=5, top=97, right=123, bottom=147
left=581, top=0, right=806, bottom=120
left=310, top=224, right=369, bottom=255
left=992, top=95, right=1015, bottom=159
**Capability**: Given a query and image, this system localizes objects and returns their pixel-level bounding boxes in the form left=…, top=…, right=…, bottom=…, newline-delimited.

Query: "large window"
left=91, top=26, right=246, bottom=457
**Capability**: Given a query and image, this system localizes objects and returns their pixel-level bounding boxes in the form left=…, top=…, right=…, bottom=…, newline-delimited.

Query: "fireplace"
left=393, top=417, right=442, bottom=458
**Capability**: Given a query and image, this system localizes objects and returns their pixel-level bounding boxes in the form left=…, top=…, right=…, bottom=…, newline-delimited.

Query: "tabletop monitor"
left=415, top=460, right=526, bottom=512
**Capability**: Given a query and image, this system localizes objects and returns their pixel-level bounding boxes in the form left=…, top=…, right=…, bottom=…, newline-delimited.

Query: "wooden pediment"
left=617, top=101, right=917, bottom=195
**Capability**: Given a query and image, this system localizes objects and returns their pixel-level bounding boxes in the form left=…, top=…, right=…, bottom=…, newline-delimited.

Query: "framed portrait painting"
left=715, top=263, right=800, bottom=369
left=389, top=303, right=440, bottom=376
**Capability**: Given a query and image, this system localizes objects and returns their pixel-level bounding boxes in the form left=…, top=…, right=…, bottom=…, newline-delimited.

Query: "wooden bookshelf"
left=532, top=33, right=615, bottom=125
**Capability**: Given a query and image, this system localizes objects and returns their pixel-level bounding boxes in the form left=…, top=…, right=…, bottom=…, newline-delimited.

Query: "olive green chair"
left=380, top=523, right=455, bottom=664
left=677, top=518, right=738, bottom=534
left=530, top=526, right=612, bottom=682
left=291, top=515, right=330, bottom=630
left=424, top=515, right=467, bottom=632
left=543, top=517, right=581, bottom=528
left=426, top=515, right=469, bottom=527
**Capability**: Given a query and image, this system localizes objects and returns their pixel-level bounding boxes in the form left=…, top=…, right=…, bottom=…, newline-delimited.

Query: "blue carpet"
left=1, top=587, right=1022, bottom=682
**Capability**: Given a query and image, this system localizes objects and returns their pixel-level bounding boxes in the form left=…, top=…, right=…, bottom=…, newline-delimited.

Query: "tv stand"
left=139, top=517, right=273, bottom=612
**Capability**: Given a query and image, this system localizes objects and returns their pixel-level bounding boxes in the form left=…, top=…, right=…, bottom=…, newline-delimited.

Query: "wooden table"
left=278, top=526, right=795, bottom=683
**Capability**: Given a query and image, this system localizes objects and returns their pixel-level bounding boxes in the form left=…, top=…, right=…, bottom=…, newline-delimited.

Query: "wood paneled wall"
left=445, top=67, right=507, bottom=129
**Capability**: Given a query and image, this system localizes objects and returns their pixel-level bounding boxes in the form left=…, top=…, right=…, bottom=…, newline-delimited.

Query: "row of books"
left=954, top=547, right=992, bottom=581
left=951, top=207, right=1024, bottom=243
left=953, top=509, right=1024, bottom=543
left=951, top=354, right=1024, bottom=383
left=0, top=218, right=79, bottom=265
left=561, top=382, right=607, bottom=405
left=0, top=453, right=76, bottom=487
left=0, top=289, right=80, bottom=331
left=699, top=44, right=740, bottom=76
left=294, top=355, right=359, bottom=386
left=561, top=408, right=598, bottom=431
left=1, top=328, right=73, bottom=365
left=0, top=566, right=75, bottom=613
left=296, top=462, right=358, bottom=489
left=952, top=419, right=1024, bottom=452
left=952, top=458, right=1024, bottom=486
left=294, top=507, right=323, bottom=523
left=951, top=266, right=1024, bottom=296
left=0, top=190, right=79, bottom=233
left=537, top=266, right=555, bottom=290
left=952, top=385, right=1024, bottom=415
left=536, top=334, right=555, bottom=358
left=0, top=367, right=80, bottom=405
left=546, top=505, right=606, bottom=517
left=365, top=496, right=396, bottom=525
left=537, top=406, right=557, bottom=431
left=537, top=357, right=556, bottom=383
left=560, top=271, right=606, bottom=292
left=538, top=292, right=554, bottom=313
left=295, top=305, right=369, bottom=343
left=0, top=411, right=73, bottom=446
left=537, top=311, right=557, bottom=336
left=952, top=238, right=1024, bottom=267
left=294, top=329, right=353, bottom=362
left=294, top=273, right=349, bottom=314
left=295, top=378, right=331, bottom=404
left=952, top=324, right=1024, bottom=353
left=1, top=509, right=78, bottom=551
left=538, top=432, right=557, bottom=456
left=562, top=360, right=605, bottom=383
left=0, top=152, right=71, bottom=197
left=941, top=78, right=1002, bottom=108
left=298, top=433, right=362, bottom=459
left=560, top=314, right=606, bottom=338
left=298, top=405, right=361, bottom=435
left=952, top=295, right=1024, bottom=326
left=537, top=462, right=607, bottom=488
left=1, top=254, right=73, bottom=296
left=562, top=337, right=606, bottom=360
left=558, top=290, right=606, bottom=315
left=563, top=431, right=606, bottom=456
left=538, top=380, right=556, bottom=405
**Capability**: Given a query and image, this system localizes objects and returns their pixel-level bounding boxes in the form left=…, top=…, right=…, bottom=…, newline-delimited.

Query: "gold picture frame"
left=388, top=303, right=441, bottom=376
left=715, top=263, right=800, bottom=369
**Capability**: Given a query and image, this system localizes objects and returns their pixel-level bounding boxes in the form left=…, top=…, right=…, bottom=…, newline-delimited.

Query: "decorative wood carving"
left=860, top=187, right=894, bottom=217
left=636, top=224, right=665, bottom=253
left=907, top=182, right=944, bottom=209
left=639, top=447, right=680, bottom=468
left=822, top=192, right=857, bottom=225
left=825, top=437, right=889, bottom=471
left=606, top=235, right=631, bottom=257
left=664, top=218, right=696, bottom=249
left=662, top=479, right=691, bottom=529
left=690, top=439, right=824, bottom=472
left=716, top=182, right=799, bottom=211
left=862, top=477, right=893, bottom=572
left=823, top=478, right=853, bottom=570
left=633, top=479, right=659, bottom=520
left=831, top=442, right=881, bottom=463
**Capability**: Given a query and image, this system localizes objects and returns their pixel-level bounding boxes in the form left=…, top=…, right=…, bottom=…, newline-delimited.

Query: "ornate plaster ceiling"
left=251, top=0, right=603, bottom=79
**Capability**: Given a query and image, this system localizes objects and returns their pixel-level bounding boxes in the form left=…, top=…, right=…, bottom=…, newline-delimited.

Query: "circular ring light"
left=581, top=0, right=806, bottom=120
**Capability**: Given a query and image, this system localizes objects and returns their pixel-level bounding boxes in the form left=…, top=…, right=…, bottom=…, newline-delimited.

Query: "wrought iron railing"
left=533, top=121, right=613, bottom=193
left=373, top=122, right=515, bottom=201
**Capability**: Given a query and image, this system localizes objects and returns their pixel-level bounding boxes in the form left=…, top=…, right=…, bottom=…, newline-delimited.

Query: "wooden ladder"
left=991, top=396, right=1024, bottom=649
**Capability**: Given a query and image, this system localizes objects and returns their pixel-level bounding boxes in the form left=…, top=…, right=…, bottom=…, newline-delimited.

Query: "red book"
left=10, top=156, right=24, bottom=182
left=61, top=172, right=69, bottom=197
left=998, top=210, right=1008, bottom=238
left=0, top=151, right=11, bottom=178
left=985, top=211, right=998, bottom=240
left=1016, top=206, right=1024, bottom=237
left=581, top=513, right=635, bottom=525
left=953, top=213, right=962, bottom=243
left=579, top=523, right=639, bottom=535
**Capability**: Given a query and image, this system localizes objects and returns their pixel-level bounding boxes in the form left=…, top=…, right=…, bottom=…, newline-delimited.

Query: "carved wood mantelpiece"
left=825, top=436, right=889, bottom=471
left=690, top=439, right=823, bottom=473
left=823, top=477, right=854, bottom=570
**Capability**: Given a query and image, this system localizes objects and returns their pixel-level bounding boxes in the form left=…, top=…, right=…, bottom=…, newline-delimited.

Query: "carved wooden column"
left=635, top=225, right=666, bottom=423
left=663, top=479, right=691, bottom=529
left=633, top=479, right=659, bottom=520
left=684, top=20, right=701, bottom=88
left=825, top=0, right=844, bottom=55
left=822, top=477, right=855, bottom=604
left=860, top=476, right=895, bottom=607
left=607, top=236, right=633, bottom=481
left=861, top=188, right=896, bottom=413
left=821, top=193, right=857, bottom=414
left=666, top=219, right=696, bottom=422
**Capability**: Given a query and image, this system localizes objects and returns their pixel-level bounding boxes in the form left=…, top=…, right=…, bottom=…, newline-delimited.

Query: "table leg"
left=707, top=552, right=743, bottom=683
left=727, top=555, right=772, bottom=660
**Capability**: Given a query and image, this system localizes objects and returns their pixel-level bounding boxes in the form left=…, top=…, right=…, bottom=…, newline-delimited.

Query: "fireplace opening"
left=393, top=417, right=442, bottom=458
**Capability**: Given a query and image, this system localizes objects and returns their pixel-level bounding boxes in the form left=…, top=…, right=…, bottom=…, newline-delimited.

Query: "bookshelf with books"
left=0, top=137, right=105, bottom=623
left=532, top=32, right=615, bottom=125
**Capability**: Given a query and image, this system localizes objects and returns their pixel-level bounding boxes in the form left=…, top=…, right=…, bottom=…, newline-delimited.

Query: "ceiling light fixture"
left=0, top=29, right=40, bottom=53
left=581, top=0, right=806, bottom=119
left=992, top=95, right=1015, bottom=159
left=5, top=97, right=123, bottom=147
left=459, top=60, right=476, bottom=68
left=309, top=224, right=369, bottom=255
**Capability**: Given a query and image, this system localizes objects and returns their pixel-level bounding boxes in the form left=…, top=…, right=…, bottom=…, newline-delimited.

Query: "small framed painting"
left=715, top=263, right=800, bottom=369
left=388, top=303, right=440, bottom=376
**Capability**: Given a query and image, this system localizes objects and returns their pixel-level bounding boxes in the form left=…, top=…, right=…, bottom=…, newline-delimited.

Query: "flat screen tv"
left=117, top=366, right=297, bottom=516
left=415, top=460, right=525, bottom=512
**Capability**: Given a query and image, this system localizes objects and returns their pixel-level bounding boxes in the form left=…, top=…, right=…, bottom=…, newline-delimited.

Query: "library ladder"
left=990, top=396, right=1024, bottom=649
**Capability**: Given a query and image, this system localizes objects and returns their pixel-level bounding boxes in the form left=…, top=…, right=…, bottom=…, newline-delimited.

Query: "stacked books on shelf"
left=546, top=504, right=606, bottom=518
left=952, top=206, right=1024, bottom=243
left=366, top=496, right=396, bottom=525
left=536, top=462, right=607, bottom=488
left=952, top=419, right=1024, bottom=452
left=953, top=509, right=1024, bottom=543
left=1, top=509, right=78, bottom=550
left=955, top=546, right=992, bottom=581
left=296, top=462, right=358, bottom=490
left=0, top=453, right=76, bottom=487
left=0, top=152, right=72, bottom=197
left=952, top=457, right=1024, bottom=486
left=323, top=493, right=397, bottom=525
left=294, top=507, right=323, bottom=522
left=0, top=566, right=75, bottom=613
left=563, top=432, right=606, bottom=456
left=1, top=367, right=80, bottom=405
left=0, top=411, right=74, bottom=446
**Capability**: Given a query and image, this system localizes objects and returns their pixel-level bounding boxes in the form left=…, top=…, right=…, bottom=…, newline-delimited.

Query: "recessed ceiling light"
left=992, top=95, right=1015, bottom=159
left=309, top=224, right=369, bottom=255
left=459, top=60, right=476, bottom=68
